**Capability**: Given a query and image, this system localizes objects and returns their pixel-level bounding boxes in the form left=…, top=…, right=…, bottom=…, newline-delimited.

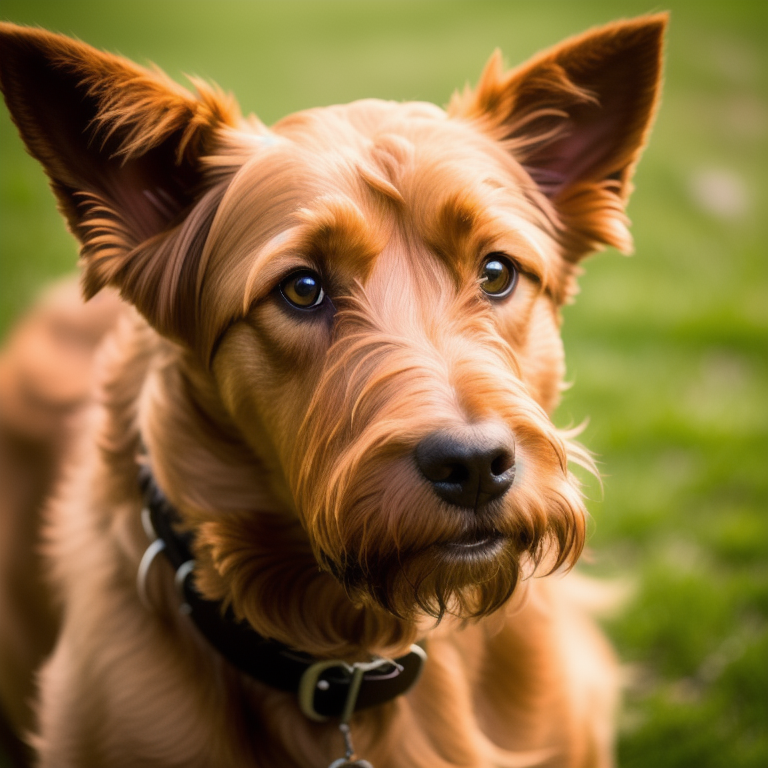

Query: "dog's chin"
left=331, top=533, right=523, bottom=622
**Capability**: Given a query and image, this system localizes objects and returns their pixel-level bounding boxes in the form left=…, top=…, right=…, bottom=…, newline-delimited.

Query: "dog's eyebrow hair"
left=239, top=195, right=387, bottom=313
left=295, top=194, right=388, bottom=274
left=428, top=192, right=553, bottom=286
left=491, top=214, right=552, bottom=281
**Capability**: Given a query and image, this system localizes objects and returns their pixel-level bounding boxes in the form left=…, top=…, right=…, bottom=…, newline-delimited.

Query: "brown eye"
left=280, top=270, right=325, bottom=309
left=480, top=254, right=518, bottom=298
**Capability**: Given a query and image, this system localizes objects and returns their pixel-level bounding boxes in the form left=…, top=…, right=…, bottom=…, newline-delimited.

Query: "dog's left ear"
left=450, top=14, right=667, bottom=258
left=0, top=23, right=241, bottom=344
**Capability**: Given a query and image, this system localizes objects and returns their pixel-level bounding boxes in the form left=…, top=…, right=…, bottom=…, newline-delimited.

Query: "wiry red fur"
left=0, top=16, right=665, bottom=767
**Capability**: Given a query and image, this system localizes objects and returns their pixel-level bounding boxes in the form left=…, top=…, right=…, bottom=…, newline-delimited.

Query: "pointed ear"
left=449, top=15, right=667, bottom=258
left=0, top=23, right=240, bottom=342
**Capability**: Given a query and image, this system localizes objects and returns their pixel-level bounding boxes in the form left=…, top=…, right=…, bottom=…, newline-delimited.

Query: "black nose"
left=415, top=425, right=515, bottom=509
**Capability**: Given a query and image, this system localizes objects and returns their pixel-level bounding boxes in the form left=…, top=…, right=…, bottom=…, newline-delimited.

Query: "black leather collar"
left=137, top=466, right=426, bottom=722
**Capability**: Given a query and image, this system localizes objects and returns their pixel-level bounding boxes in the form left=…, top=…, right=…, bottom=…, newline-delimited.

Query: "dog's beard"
left=326, top=530, right=525, bottom=621
left=292, top=396, right=587, bottom=622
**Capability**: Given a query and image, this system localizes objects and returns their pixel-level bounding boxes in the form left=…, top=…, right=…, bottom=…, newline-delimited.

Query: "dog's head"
left=0, top=19, right=665, bottom=627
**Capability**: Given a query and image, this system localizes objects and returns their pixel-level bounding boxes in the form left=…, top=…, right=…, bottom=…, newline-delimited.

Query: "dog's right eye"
left=279, top=270, right=325, bottom=310
left=480, top=254, right=518, bottom=299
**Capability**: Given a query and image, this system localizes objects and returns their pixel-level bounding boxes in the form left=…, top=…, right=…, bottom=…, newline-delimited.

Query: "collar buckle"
left=298, top=645, right=426, bottom=722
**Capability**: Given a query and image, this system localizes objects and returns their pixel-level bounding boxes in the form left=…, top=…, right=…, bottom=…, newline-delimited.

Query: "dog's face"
left=0, top=19, right=665, bottom=626
left=205, top=101, right=583, bottom=619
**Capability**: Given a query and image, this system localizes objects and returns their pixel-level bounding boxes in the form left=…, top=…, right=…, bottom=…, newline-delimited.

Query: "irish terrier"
left=0, top=15, right=665, bottom=767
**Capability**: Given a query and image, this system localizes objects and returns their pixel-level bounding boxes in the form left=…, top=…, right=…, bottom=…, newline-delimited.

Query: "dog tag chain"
left=327, top=723, right=373, bottom=768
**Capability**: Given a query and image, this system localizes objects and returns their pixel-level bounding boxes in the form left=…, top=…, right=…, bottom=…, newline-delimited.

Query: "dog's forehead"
left=268, top=97, right=532, bottom=211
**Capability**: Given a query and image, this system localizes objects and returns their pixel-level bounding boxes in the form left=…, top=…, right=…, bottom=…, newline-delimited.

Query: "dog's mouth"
left=442, top=530, right=505, bottom=558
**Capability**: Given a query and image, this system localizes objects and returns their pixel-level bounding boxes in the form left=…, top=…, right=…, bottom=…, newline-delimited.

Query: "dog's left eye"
left=280, top=270, right=326, bottom=309
left=480, top=254, right=518, bottom=299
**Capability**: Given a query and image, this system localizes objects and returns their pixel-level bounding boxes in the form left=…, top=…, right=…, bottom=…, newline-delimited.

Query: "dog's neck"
left=105, top=311, right=420, bottom=659
left=137, top=466, right=427, bottom=722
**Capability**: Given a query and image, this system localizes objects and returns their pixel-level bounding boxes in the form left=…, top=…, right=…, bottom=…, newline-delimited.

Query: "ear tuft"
left=85, top=69, right=239, bottom=166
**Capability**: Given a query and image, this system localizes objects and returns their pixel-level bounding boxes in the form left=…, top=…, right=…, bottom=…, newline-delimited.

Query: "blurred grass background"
left=0, top=1, right=765, bottom=766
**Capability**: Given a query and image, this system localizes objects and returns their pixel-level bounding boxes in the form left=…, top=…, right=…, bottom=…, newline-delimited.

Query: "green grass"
left=1, top=2, right=766, bottom=766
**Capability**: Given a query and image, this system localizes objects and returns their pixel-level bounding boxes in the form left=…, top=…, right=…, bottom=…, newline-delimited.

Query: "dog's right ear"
left=0, top=23, right=240, bottom=343
left=450, top=15, right=667, bottom=260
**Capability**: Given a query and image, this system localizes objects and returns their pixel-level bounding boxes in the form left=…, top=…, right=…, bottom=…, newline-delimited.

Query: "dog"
left=0, top=15, right=665, bottom=767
